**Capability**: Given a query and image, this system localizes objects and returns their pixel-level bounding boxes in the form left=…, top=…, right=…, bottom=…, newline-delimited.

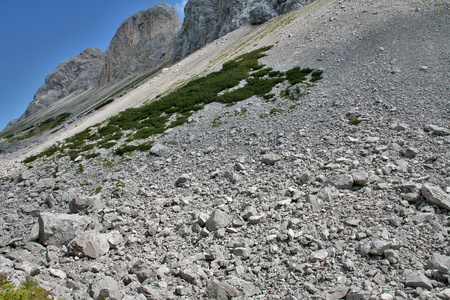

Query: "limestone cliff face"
left=174, top=0, right=314, bottom=61
left=100, top=3, right=181, bottom=84
left=7, top=1, right=312, bottom=129
left=9, top=48, right=105, bottom=126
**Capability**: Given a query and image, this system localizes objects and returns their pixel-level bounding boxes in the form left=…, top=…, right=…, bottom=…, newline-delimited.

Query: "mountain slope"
left=0, top=0, right=449, bottom=299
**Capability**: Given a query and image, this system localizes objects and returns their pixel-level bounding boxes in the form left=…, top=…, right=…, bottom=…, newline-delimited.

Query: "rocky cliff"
left=7, top=48, right=105, bottom=127
left=6, top=0, right=310, bottom=129
left=174, top=0, right=314, bottom=60
left=100, top=3, right=181, bottom=84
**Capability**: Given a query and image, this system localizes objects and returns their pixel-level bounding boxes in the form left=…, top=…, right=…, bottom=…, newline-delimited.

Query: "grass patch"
left=25, top=46, right=323, bottom=162
left=115, top=142, right=154, bottom=156
left=269, top=108, right=282, bottom=116
left=38, top=113, right=70, bottom=133
left=0, top=273, right=51, bottom=299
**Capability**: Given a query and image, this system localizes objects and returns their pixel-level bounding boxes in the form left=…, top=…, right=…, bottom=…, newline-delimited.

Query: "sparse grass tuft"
left=348, top=118, right=362, bottom=125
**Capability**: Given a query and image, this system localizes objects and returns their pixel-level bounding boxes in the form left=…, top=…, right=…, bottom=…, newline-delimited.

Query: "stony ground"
left=0, top=0, right=449, bottom=299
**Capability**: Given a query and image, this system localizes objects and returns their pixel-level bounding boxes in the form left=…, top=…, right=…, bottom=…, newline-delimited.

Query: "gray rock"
left=422, top=183, right=450, bottom=210
left=261, top=153, right=282, bottom=165
left=49, top=268, right=67, bottom=279
left=130, top=260, right=157, bottom=283
left=175, top=0, right=313, bottom=60
left=69, top=195, right=104, bottom=214
left=38, top=212, right=94, bottom=246
left=205, top=280, right=240, bottom=299
left=100, top=3, right=181, bottom=83
left=149, top=143, right=170, bottom=157
left=404, top=147, right=419, bottom=158
left=12, top=48, right=105, bottom=124
left=405, top=271, right=433, bottom=290
left=352, top=169, right=369, bottom=186
left=329, top=174, right=354, bottom=189
left=427, top=253, right=450, bottom=275
left=424, top=124, right=450, bottom=136
left=369, top=239, right=392, bottom=256
left=175, top=173, right=191, bottom=187
left=90, top=276, right=121, bottom=300
left=105, top=231, right=124, bottom=249
left=241, top=205, right=258, bottom=220
left=206, top=210, right=231, bottom=231
left=68, top=230, right=110, bottom=259
left=179, top=266, right=207, bottom=286
left=250, top=4, right=276, bottom=25
left=233, top=247, right=251, bottom=259
left=310, top=249, right=328, bottom=262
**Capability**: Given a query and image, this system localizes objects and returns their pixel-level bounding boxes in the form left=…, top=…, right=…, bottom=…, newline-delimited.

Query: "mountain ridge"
left=4, top=0, right=314, bottom=132
left=0, top=0, right=449, bottom=299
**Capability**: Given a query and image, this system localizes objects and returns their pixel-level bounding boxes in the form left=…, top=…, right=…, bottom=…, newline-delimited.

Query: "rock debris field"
left=0, top=0, right=449, bottom=299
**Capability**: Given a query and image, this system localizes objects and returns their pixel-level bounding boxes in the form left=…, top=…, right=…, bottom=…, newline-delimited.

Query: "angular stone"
left=69, top=195, right=104, bottom=214
left=329, top=174, right=354, bottom=189
left=233, top=247, right=250, bottom=259
left=370, top=239, right=392, bottom=256
left=90, top=276, right=121, bottom=300
left=241, top=205, right=258, bottom=220
left=206, top=210, right=231, bottom=231
left=310, top=249, right=328, bottom=262
left=175, top=174, right=190, bottom=187
left=405, top=271, right=433, bottom=290
left=424, top=124, right=450, bottom=136
left=49, top=268, right=67, bottom=279
left=39, top=212, right=94, bottom=246
left=422, top=183, right=450, bottom=210
left=149, top=143, right=170, bottom=157
left=130, top=260, right=157, bottom=283
left=205, top=280, right=240, bottom=299
left=68, top=230, right=110, bottom=259
left=404, top=147, right=419, bottom=158
left=248, top=215, right=265, bottom=224
left=427, top=253, right=450, bottom=275
left=351, top=169, right=369, bottom=186
left=105, top=231, right=124, bottom=249
left=261, top=153, right=282, bottom=165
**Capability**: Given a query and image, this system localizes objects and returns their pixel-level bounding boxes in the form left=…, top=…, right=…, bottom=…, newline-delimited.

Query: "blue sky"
left=0, top=0, right=187, bottom=131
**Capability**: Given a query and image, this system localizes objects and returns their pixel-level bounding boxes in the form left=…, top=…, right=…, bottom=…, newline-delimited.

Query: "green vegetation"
left=91, top=186, right=103, bottom=195
left=94, top=99, right=114, bottom=111
left=115, top=142, right=154, bottom=156
left=0, top=273, right=51, bottom=299
left=38, top=113, right=70, bottom=133
left=24, top=46, right=323, bottom=163
left=269, top=108, right=282, bottom=116
left=348, top=118, right=362, bottom=125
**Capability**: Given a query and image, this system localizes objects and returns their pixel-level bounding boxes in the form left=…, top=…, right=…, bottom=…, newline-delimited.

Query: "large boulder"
left=38, top=212, right=95, bottom=246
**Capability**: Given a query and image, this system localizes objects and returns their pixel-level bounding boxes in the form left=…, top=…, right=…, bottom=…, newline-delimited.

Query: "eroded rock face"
left=174, top=0, right=314, bottom=60
left=8, top=48, right=105, bottom=126
left=100, top=3, right=181, bottom=84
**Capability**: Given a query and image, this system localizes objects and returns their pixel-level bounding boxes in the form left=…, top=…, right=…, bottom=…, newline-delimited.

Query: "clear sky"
left=0, top=0, right=187, bottom=131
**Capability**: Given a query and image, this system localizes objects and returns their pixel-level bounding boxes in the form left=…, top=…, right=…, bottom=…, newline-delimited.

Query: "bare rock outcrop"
left=174, top=0, right=314, bottom=60
left=100, top=3, right=181, bottom=84
left=8, top=48, right=105, bottom=127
